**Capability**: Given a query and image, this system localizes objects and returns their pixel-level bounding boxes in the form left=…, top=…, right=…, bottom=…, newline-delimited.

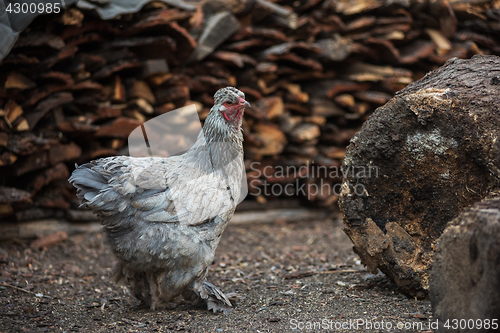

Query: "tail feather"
left=100, top=190, right=120, bottom=202
left=69, top=164, right=108, bottom=194
left=84, top=191, right=98, bottom=202
left=69, top=162, right=121, bottom=214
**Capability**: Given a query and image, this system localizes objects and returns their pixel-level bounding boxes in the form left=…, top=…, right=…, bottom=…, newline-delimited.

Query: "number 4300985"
left=6, top=2, right=61, bottom=14
left=444, top=319, right=498, bottom=330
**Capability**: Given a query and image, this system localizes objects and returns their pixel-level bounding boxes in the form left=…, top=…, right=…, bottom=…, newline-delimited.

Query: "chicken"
left=69, top=87, right=249, bottom=313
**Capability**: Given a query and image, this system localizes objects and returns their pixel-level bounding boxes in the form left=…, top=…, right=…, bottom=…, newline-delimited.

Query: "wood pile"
left=0, top=0, right=499, bottom=221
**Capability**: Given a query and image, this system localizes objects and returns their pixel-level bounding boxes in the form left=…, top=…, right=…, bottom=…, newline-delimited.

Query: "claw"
left=202, top=281, right=233, bottom=313
left=207, top=300, right=233, bottom=313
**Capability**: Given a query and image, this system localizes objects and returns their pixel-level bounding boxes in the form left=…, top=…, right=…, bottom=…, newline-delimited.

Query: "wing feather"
left=131, top=192, right=166, bottom=211
left=71, top=152, right=243, bottom=227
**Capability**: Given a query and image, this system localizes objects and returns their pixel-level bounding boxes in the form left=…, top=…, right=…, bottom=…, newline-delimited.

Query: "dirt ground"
left=0, top=214, right=433, bottom=332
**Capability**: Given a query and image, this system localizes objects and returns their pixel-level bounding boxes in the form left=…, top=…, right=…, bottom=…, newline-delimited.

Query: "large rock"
left=339, top=55, right=500, bottom=296
left=430, top=196, right=500, bottom=332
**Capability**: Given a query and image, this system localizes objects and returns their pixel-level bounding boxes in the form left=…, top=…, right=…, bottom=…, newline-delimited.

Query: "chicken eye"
left=225, top=101, right=233, bottom=106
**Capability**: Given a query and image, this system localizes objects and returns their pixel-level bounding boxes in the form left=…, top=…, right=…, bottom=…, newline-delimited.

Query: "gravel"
left=0, top=215, right=432, bottom=332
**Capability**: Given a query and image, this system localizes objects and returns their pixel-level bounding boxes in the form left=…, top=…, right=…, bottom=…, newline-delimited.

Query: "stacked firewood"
left=0, top=0, right=499, bottom=221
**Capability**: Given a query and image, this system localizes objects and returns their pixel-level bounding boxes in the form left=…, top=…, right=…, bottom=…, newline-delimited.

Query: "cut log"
left=254, top=96, right=284, bottom=120
left=315, top=36, right=353, bottom=62
left=30, top=230, right=68, bottom=248
left=255, top=0, right=298, bottom=29
left=0, top=186, right=31, bottom=218
left=130, top=80, right=156, bottom=104
left=290, top=123, right=320, bottom=143
left=112, top=75, right=126, bottom=103
left=246, top=123, right=287, bottom=159
left=190, top=11, right=239, bottom=62
left=339, top=55, right=500, bottom=297
left=0, top=186, right=31, bottom=205
left=0, top=151, right=15, bottom=166
left=430, top=196, right=500, bottom=331
left=14, top=118, right=29, bottom=131
left=0, top=132, right=7, bottom=147
left=12, top=142, right=81, bottom=176
left=27, top=163, right=70, bottom=195
left=142, top=59, right=169, bottom=78
left=4, top=72, right=36, bottom=90
left=4, top=100, right=23, bottom=125
left=26, top=92, right=74, bottom=129
left=94, top=118, right=142, bottom=138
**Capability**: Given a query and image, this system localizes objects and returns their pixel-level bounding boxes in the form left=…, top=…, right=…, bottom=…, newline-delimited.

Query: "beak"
left=243, top=100, right=251, bottom=108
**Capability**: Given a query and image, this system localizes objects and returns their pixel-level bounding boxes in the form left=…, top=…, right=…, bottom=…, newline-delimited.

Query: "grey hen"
left=69, top=87, right=249, bottom=313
